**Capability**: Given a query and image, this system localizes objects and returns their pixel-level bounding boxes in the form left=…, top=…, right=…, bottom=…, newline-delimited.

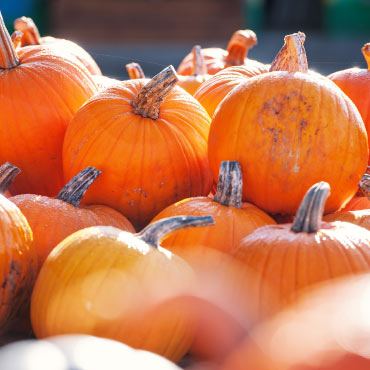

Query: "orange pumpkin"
left=14, top=16, right=101, bottom=75
left=0, top=194, right=37, bottom=334
left=0, top=14, right=97, bottom=196
left=152, top=161, right=275, bottom=256
left=233, top=181, right=370, bottom=319
left=341, top=171, right=370, bottom=211
left=178, top=29, right=263, bottom=75
left=31, top=215, right=214, bottom=362
left=63, top=66, right=212, bottom=229
left=194, top=63, right=268, bottom=117
left=329, top=43, right=370, bottom=162
left=324, top=209, right=370, bottom=231
left=208, top=32, right=368, bottom=215
left=178, top=46, right=210, bottom=95
left=11, top=167, right=134, bottom=268
left=0, top=162, right=20, bottom=197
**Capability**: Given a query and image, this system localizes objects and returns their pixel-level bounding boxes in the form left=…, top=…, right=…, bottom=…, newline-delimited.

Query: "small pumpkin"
left=341, top=171, right=370, bottom=211
left=152, top=161, right=275, bottom=256
left=63, top=65, right=212, bottom=229
left=178, top=29, right=263, bottom=75
left=0, top=162, right=20, bottom=197
left=31, top=215, right=213, bottom=362
left=11, top=167, right=134, bottom=268
left=178, top=46, right=210, bottom=95
left=208, top=32, right=368, bottom=215
left=0, top=13, right=97, bottom=196
left=14, top=16, right=101, bottom=75
left=329, top=43, right=370, bottom=162
left=233, top=182, right=370, bottom=319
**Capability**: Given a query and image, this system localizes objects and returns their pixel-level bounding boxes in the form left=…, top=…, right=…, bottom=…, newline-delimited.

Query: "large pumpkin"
left=63, top=66, right=212, bottom=229
left=177, top=29, right=262, bottom=75
left=208, top=32, right=368, bottom=215
left=233, top=182, right=370, bottom=319
left=11, top=167, right=134, bottom=268
left=328, top=43, right=370, bottom=162
left=0, top=14, right=97, bottom=196
left=14, top=16, right=101, bottom=75
left=31, top=215, right=213, bottom=362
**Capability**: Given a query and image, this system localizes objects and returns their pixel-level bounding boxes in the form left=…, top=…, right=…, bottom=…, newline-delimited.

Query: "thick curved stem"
left=362, top=43, right=370, bottom=70
left=192, top=45, right=207, bottom=76
left=214, top=161, right=243, bottom=208
left=57, top=167, right=101, bottom=207
left=0, top=163, right=20, bottom=193
left=13, top=16, right=41, bottom=46
left=0, top=12, right=19, bottom=69
left=359, top=173, right=370, bottom=198
left=270, top=32, right=308, bottom=73
left=132, top=65, right=178, bottom=120
left=138, top=215, right=214, bottom=248
left=126, top=62, right=146, bottom=79
left=225, top=29, right=257, bottom=67
left=11, top=31, right=23, bottom=50
left=291, top=182, right=330, bottom=233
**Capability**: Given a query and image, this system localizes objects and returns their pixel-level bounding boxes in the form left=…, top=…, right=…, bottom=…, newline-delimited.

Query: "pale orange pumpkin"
left=63, top=66, right=212, bottom=229
left=208, top=32, right=368, bottom=216
left=31, top=215, right=214, bottom=362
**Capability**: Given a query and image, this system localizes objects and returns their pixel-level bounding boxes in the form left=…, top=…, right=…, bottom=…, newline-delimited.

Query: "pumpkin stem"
left=225, top=29, right=257, bottom=67
left=57, top=167, right=101, bottom=207
left=132, top=65, right=178, bottom=120
left=214, top=161, right=243, bottom=208
left=362, top=43, right=370, bottom=70
left=192, top=45, right=207, bottom=76
left=0, top=162, right=20, bottom=193
left=291, top=182, right=330, bottom=233
left=0, top=12, right=19, bottom=69
left=126, top=62, right=146, bottom=79
left=269, top=32, right=308, bottom=73
left=359, top=173, right=370, bottom=198
left=13, top=16, right=41, bottom=46
left=11, top=31, right=23, bottom=50
left=138, top=215, right=214, bottom=248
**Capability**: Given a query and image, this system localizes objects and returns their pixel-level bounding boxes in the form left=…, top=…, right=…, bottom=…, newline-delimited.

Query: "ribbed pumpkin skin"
left=0, top=46, right=96, bottom=196
left=324, top=209, right=370, bottom=231
left=10, top=194, right=135, bottom=267
left=208, top=72, right=368, bottom=215
left=0, top=194, right=37, bottom=333
left=63, top=81, right=212, bottom=229
left=342, top=196, right=370, bottom=211
left=234, top=221, right=370, bottom=319
left=31, top=226, right=196, bottom=362
left=152, top=197, right=275, bottom=255
left=194, top=64, right=268, bottom=117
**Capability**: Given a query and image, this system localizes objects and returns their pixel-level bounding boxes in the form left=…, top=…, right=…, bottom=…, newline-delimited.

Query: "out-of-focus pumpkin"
left=11, top=167, right=134, bottom=268
left=63, top=66, right=212, bottom=229
left=0, top=162, right=20, bottom=197
left=329, top=43, right=370, bottom=162
left=152, top=161, right=275, bottom=256
left=14, top=16, right=101, bottom=75
left=0, top=13, right=97, bottom=196
left=178, top=29, right=263, bottom=75
left=31, top=215, right=214, bottom=362
left=178, top=46, right=210, bottom=95
left=233, top=182, right=370, bottom=319
left=208, top=32, right=368, bottom=216
left=194, top=63, right=268, bottom=117
left=341, top=171, right=370, bottom=211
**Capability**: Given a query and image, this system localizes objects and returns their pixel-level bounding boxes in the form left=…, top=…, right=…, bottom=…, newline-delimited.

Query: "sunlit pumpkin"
left=63, top=66, right=212, bottom=229
left=0, top=162, right=20, bottom=197
left=31, top=215, right=214, bottom=362
left=208, top=32, right=368, bottom=215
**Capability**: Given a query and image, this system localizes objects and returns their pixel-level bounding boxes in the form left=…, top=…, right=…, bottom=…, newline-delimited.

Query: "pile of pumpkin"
left=1, top=10, right=370, bottom=370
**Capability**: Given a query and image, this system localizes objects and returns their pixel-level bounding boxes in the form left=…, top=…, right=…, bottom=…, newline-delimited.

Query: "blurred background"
left=3, top=0, right=370, bottom=77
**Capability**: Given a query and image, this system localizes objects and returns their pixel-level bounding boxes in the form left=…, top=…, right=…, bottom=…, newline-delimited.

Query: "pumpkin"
left=31, top=215, right=213, bottom=362
left=0, top=162, right=20, bottom=197
left=63, top=65, right=212, bottom=229
left=93, top=75, right=120, bottom=90
left=0, top=14, right=97, bottom=196
left=177, top=29, right=263, bottom=75
left=11, top=167, right=134, bottom=268
left=208, top=32, right=368, bottom=216
left=341, top=172, right=370, bottom=211
left=233, top=181, right=370, bottom=319
left=14, top=16, right=101, bottom=75
left=328, top=43, right=370, bottom=162
left=178, top=46, right=210, bottom=95
left=194, top=63, right=268, bottom=117
left=0, top=193, right=37, bottom=334
left=11, top=30, right=22, bottom=50
left=152, top=161, right=275, bottom=256
left=324, top=209, right=370, bottom=231
left=0, top=334, right=182, bottom=370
